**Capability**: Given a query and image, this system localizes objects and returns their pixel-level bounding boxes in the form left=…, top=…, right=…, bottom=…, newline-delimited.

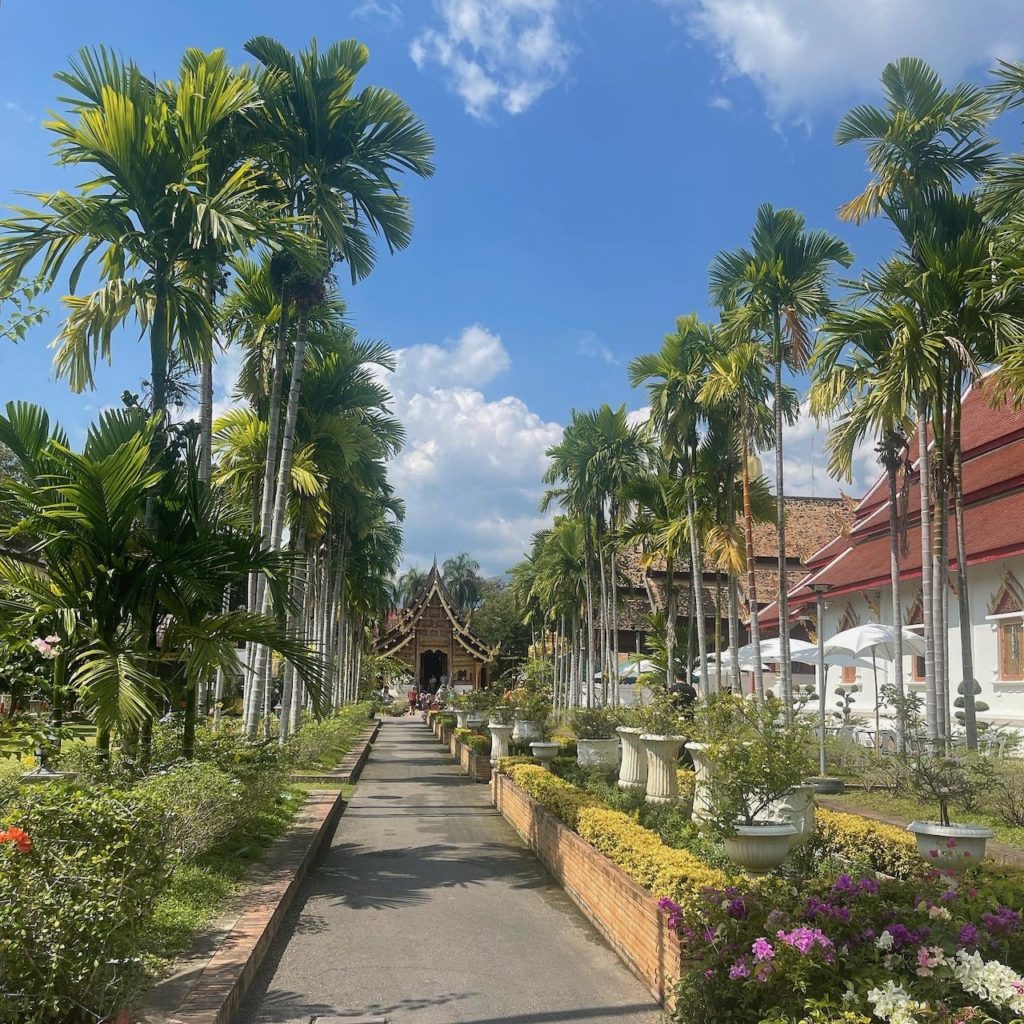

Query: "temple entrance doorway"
left=420, top=649, right=447, bottom=691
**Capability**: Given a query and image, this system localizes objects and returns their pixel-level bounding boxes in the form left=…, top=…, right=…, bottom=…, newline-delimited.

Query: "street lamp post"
left=809, top=582, right=832, bottom=777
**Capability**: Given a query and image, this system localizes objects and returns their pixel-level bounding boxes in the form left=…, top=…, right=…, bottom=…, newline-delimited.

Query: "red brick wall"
left=492, top=772, right=683, bottom=1007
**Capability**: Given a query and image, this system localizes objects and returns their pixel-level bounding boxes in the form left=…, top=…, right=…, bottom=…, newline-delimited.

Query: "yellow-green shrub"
left=577, top=806, right=728, bottom=904
left=676, top=768, right=696, bottom=805
left=814, top=807, right=920, bottom=879
left=505, top=762, right=604, bottom=828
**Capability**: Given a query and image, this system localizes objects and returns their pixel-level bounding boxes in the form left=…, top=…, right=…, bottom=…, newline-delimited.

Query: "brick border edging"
left=491, top=771, right=683, bottom=1008
left=152, top=786, right=348, bottom=1024
left=288, top=718, right=381, bottom=785
left=425, top=717, right=491, bottom=783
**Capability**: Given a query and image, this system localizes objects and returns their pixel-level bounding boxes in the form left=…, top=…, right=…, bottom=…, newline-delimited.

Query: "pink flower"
left=946, top=836, right=958, bottom=849
left=752, top=938, right=775, bottom=962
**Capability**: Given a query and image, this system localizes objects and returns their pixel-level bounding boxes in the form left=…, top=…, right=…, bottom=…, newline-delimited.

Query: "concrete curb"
left=142, top=787, right=348, bottom=1024
left=288, top=719, right=381, bottom=786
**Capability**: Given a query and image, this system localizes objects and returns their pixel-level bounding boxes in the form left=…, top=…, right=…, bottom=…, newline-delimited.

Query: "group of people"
left=406, top=675, right=452, bottom=716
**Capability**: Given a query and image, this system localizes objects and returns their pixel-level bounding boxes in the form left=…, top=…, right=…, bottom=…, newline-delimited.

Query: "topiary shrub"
left=811, top=807, right=920, bottom=879
left=0, top=785, right=169, bottom=1024
left=134, top=761, right=242, bottom=862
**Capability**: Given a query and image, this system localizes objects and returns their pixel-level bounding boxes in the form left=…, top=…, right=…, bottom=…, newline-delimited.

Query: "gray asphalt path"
left=234, top=716, right=660, bottom=1024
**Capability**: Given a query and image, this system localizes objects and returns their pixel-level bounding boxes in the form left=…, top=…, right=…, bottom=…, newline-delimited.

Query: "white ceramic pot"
left=616, top=727, right=647, bottom=791
left=513, top=719, right=543, bottom=744
left=767, top=784, right=817, bottom=848
left=530, top=741, right=560, bottom=769
left=907, top=821, right=994, bottom=869
left=640, top=734, right=686, bottom=805
left=466, top=712, right=486, bottom=729
left=455, top=710, right=471, bottom=730
left=685, top=741, right=713, bottom=823
left=577, top=738, right=621, bottom=771
left=724, top=823, right=798, bottom=875
left=488, top=723, right=513, bottom=767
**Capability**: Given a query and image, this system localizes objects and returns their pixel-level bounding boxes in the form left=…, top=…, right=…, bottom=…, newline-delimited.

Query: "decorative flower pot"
left=640, top=734, right=686, bottom=805
left=466, top=712, right=486, bottom=730
left=616, top=727, right=647, bottom=791
left=806, top=775, right=845, bottom=795
left=684, top=741, right=714, bottom=823
left=512, top=719, right=543, bottom=744
left=530, top=741, right=560, bottom=769
left=768, top=784, right=816, bottom=848
left=724, top=822, right=798, bottom=875
left=488, top=723, right=513, bottom=767
left=577, top=738, right=621, bottom=772
left=455, top=710, right=471, bottom=730
left=907, top=821, right=994, bottom=869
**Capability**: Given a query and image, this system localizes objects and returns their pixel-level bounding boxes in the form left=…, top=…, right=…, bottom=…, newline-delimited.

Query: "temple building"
left=762, top=373, right=1024, bottom=728
left=376, top=562, right=495, bottom=689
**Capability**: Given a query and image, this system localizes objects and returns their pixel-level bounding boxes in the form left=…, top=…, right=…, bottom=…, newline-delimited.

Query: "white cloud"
left=708, top=94, right=733, bottom=111
left=410, top=0, right=571, bottom=118
left=353, top=0, right=402, bottom=24
left=577, top=331, right=619, bottom=366
left=382, top=324, right=563, bottom=575
left=761, top=400, right=876, bottom=499
left=663, top=0, right=1024, bottom=121
left=2, top=99, right=34, bottom=124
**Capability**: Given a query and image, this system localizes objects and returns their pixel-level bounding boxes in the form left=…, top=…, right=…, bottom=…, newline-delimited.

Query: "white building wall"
left=812, top=555, right=1024, bottom=730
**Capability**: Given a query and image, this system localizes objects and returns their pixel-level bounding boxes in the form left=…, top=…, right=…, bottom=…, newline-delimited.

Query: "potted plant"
left=887, top=687, right=996, bottom=868
left=487, top=696, right=515, bottom=767
left=449, top=691, right=473, bottom=730
left=465, top=689, right=492, bottom=729
left=572, top=707, right=621, bottom=771
left=529, top=719, right=560, bottom=769
left=693, top=694, right=811, bottom=874
left=510, top=687, right=549, bottom=745
left=615, top=705, right=648, bottom=792
left=637, top=691, right=688, bottom=806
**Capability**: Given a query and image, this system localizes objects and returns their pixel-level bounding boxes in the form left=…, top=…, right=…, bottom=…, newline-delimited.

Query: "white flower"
left=927, top=905, right=951, bottom=921
left=865, top=981, right=927, bottom=1023
left=875, top=930, right=894, bottom=951
left=954, top=949, right=1024, bottom=1014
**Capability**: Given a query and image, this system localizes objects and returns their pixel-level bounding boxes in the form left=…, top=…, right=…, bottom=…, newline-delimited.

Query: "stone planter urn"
left=641, top=734, right=686, bottom=805
left=907, top=821, right=994, bottom=869
left=768, top=784, right=817, bottom=848
left=488, top=723, right=513, bottom=768
left=577, top=738, right=621, bottom=772
left=530, top=741, right=560, bottom=769
left=466, top=712, right=486, bottom=730
left=685, top=741, right=714, bottom=823
left=455, top=710, right=471, bottom=730
left=616, top=727, right=647, bottom=791
left=513, top=719, right=543, bottom=744
left=724, top=822, right=798, bottom=875
left=806, top=775, right=845, bottom=795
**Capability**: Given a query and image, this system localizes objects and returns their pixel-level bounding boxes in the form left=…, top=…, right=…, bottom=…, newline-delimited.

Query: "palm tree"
left=442, top=553, right=484, bottom=612
left=241, top=36, right=434, bottom=734
left=396, top=567, right=426, bottom=607
left=709, top=206, right=852, bottom=719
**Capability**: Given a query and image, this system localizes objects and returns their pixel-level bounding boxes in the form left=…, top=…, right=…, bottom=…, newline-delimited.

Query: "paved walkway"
left=235, top=717, right=659, bottom=1024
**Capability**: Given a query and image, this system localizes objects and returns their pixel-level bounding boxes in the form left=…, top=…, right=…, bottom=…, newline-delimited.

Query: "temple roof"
left=760, top=373, right=1024, bottom=628
left=377, top=562, right=495, bottom=662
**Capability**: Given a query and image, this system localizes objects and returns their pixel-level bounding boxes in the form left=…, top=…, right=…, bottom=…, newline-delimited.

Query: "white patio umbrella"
left=738, top=637, right=817, bottom=663
left=617, top=657, right=658, bottom=677
left=823, top=624, right=927, bottom=746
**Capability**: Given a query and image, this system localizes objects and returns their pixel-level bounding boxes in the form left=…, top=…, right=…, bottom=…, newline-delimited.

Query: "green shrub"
left=504, top=762, right=604, bottom=828
left=191, top=728, right=284, bottom=822
left=435, top=712, right=457, bottom=730
left=570, top=707, right=620, bottom=739
left=811, top=807, right=920, bottom=879
left=134, top=762, right=242, bottom=861
left=0, top=756, right=24, bottom=808
left=992, top=758, right=1024, bottom=826
left=285, top=705, right=369, bottom=771
left=453, top=729, right=490, bottom=755
left=0, top=785, right=169, bottom=1024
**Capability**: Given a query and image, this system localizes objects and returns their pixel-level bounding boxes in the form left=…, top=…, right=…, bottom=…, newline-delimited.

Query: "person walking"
left=407, top=684, right=419, bottom=717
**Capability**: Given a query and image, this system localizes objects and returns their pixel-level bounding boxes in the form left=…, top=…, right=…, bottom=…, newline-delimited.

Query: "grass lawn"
left=828, top=790, right=1024, bottom=850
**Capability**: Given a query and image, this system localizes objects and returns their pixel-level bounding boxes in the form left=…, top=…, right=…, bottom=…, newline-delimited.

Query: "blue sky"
left=2, top=1, right=1024, bottom=575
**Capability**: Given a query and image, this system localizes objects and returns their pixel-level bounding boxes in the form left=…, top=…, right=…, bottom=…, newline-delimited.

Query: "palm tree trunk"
left=665, top=554, right=677, bottom=690
left=885, top=452, right=906, bottom=753
left=742, top=424, right=764, bottom=698
left=199, top=356, right=214, bottom=484
left=611, top=547, right=620, bottom=707
left=243, top=302, right=291, bottom=732
left=279, top=515, right=308, bottom=744
left=714, top=570, right=723, bottom=693
left=772, top=354, right=792, bottom=721
left=597, top=536, right=610, bottom=704
left=726, top=471, right=741, bottom=693
left=918, top=408, right=938, bottom=746
left=687, top=493, right=709, bottom=696
left=583, top=528, right=597, bottom=707
left=953, top=413, right=977, bottom=749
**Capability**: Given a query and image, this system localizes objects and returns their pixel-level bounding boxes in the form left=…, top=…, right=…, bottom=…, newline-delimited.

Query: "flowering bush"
left=665, top=868, right=1024, bottom=1024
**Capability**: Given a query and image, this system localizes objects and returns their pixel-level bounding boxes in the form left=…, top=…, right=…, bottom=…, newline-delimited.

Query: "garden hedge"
left=814, top=806, right=920, bottom=879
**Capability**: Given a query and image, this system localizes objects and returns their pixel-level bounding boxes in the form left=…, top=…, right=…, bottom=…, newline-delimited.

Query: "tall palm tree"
left=396, top=567, right=426, bottom=607
left=710, top=206, right=852, bottom=719
left=442, top=553, right=484, bottom=612
left=241, top=36, right=434, bottom=734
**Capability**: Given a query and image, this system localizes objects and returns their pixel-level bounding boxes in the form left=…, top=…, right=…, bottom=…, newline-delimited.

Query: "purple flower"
left=658, top=897, right=683, bottom=931
left=832, top=874, right=856, bottom=894
left=727, top=898, right=747, bottom=920
left=776, top=927, right=834, bottom=957
left=982, top=906, right=1021, bottom=935
left=887, top=924, right=914, bottom=949
left=728, top=958, right=751, bottom=980
left=941, top=889, right=958, bottom=902
left=858, top=877, right=879, bottom=895
left=704, top=969, right=714, bottom=979
left=958, top=923, right=979, bottom=946
left=752, top=937, right=775, bottom=962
